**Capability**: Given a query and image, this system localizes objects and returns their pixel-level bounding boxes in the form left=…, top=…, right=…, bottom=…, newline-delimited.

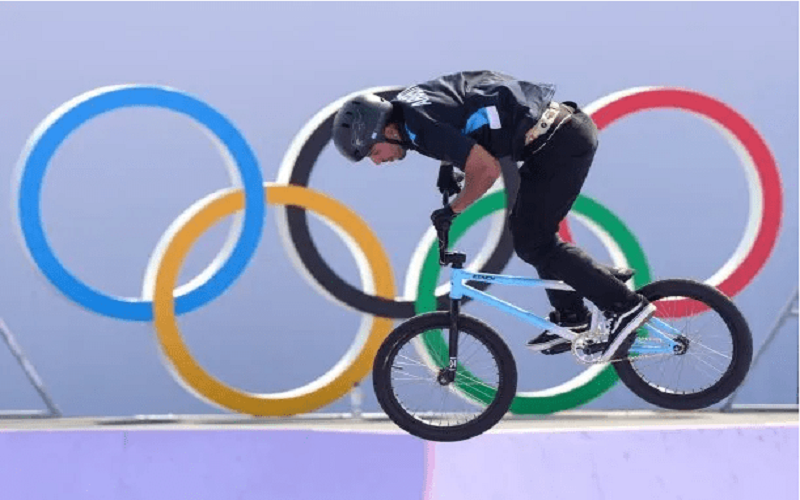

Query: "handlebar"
left=437, top=193, right=466, bottom=268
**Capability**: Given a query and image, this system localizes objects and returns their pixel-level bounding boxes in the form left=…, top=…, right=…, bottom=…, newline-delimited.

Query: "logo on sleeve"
left=396, top=86, right=431, bottom=107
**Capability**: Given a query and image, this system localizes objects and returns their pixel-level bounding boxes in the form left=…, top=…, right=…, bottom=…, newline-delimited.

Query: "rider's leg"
left=510, top=158, right=599, bottom=350
left=510, top=103, right=654, bottom=351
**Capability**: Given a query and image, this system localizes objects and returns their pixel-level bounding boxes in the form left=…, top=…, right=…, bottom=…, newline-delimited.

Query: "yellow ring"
left=152, top=183, right=395, bottom=416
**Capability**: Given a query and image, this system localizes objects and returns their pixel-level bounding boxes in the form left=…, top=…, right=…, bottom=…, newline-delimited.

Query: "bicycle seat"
left=444, top=252, right=467, bottom=268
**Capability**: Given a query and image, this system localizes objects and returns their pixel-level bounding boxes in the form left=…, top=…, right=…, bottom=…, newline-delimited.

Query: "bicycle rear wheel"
left=372, top=312, right=517, bottom=442
left=613, top=279, right=753, bottom=410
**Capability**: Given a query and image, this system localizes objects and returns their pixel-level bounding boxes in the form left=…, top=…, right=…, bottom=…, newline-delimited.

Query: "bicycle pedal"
left=542, top=343, right=572, bottom=355
left=581, top=342, right=608, bottom=355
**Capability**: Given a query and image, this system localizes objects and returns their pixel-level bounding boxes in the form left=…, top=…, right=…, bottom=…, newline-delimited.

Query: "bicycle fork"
left=438, top=297, right=460, bottom=385
left=438, top=251, right=466, bottom=386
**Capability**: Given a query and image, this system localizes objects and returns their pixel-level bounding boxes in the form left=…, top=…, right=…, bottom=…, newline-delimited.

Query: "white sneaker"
left=527, top=311, right=589, bottom=354
left=601, top=299, right=657, bottom=359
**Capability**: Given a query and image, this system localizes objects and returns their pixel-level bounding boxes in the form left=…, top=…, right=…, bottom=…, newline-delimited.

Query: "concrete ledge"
left=0, top=412, right=796, bottom=499
left=427, top=424, right=798, bottom=500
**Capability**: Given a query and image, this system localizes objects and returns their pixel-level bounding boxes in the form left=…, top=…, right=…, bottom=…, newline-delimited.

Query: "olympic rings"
left=148, top=184, right=395, bottom=416
left=12, top=84, right=782, bottom=416
left=14, top=85, right=265, bottom=321
left=585, top=87, right=782, bottom=316
left=413, top=191, right=654, bottom=414
left=275, top=87, right=518, bottom=319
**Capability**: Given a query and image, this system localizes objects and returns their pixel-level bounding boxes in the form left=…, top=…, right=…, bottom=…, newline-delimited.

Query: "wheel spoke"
left=622, top=282, right=748, bottom=406
left=377, top=316, right=512, bottom=440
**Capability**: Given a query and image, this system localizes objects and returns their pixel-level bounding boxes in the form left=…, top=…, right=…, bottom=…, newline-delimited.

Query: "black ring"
left=282, top=88, right=518, bottom=318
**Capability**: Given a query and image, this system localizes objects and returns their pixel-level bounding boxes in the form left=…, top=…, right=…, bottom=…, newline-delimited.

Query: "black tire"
left=372, top=312, right=517, bottom=442
left=614, top=279, right=753, bottom=410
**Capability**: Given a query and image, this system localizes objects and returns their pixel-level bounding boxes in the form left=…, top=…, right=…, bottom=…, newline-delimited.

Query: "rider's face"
left=368, top=142, right=406, bottom=165
left=368, top=123, right=407, bottom=165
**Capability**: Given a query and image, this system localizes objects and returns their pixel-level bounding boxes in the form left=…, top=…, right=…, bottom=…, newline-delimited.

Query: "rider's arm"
left=449, top=144, right=501, bottom=213
left=399, top=105, right=501, bottom=213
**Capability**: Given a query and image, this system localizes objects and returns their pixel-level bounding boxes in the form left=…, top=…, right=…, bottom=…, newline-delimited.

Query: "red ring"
left=587, top=88, right=781, bottom=317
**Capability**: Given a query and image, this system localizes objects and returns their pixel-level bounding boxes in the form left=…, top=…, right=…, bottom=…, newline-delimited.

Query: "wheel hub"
left=437, top=369, right=455, bottom=385
left=673, top=336, right=690, bottom=355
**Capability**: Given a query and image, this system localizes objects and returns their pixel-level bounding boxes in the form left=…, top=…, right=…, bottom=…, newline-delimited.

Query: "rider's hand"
left=431, top=204, right=457, bottom=234
left=436, top=162, right=465, bottom=197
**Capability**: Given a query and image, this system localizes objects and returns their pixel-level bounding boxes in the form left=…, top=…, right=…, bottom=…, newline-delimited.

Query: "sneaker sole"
left=527, top=323, right=589, bottom=353
left=600, top=303, right=657, bottom=361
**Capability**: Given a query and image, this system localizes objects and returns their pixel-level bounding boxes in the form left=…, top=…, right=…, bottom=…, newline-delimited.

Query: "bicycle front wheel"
left=372, top=312, right=517, bottom=442
left=614, top=279, right=753, bottom=410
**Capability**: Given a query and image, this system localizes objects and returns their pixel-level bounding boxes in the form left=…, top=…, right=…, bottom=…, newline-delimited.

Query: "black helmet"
left=332, top=93, right=393, bottom=162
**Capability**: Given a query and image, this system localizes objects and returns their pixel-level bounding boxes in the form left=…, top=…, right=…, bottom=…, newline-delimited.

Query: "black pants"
left=509, top=102, right=640, bottom=316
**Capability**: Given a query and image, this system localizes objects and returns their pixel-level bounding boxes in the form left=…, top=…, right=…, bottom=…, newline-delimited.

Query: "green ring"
left=414, top=191, right=652, bottom=414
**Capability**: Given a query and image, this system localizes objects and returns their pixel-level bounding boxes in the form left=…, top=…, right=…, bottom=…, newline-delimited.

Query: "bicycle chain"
left=570, top=327, right=674, bottom=365
left=571, top=349, right=674, bottom=366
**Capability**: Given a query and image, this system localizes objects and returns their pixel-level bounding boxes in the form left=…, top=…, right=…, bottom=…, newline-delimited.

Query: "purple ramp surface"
left=0, top=430, right=426, bottom=500
left=427, top=425, right=798, bottom=500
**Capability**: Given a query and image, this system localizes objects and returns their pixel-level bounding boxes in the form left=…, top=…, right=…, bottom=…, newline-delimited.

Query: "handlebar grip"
left=437, top=226, right=449, bottom=265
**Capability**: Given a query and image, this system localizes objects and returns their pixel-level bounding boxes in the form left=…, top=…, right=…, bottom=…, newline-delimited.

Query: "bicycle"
left=372, top=194, right=753, bottom=442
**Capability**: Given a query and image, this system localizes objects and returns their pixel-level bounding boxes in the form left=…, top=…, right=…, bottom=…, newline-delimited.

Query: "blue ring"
left=16, top=85, right=265, bottom=321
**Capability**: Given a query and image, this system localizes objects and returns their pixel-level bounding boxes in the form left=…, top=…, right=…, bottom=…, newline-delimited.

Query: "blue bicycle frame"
left=434, top=187, right=677, bottom=371
left=447, top=267, right=682, bottom=361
